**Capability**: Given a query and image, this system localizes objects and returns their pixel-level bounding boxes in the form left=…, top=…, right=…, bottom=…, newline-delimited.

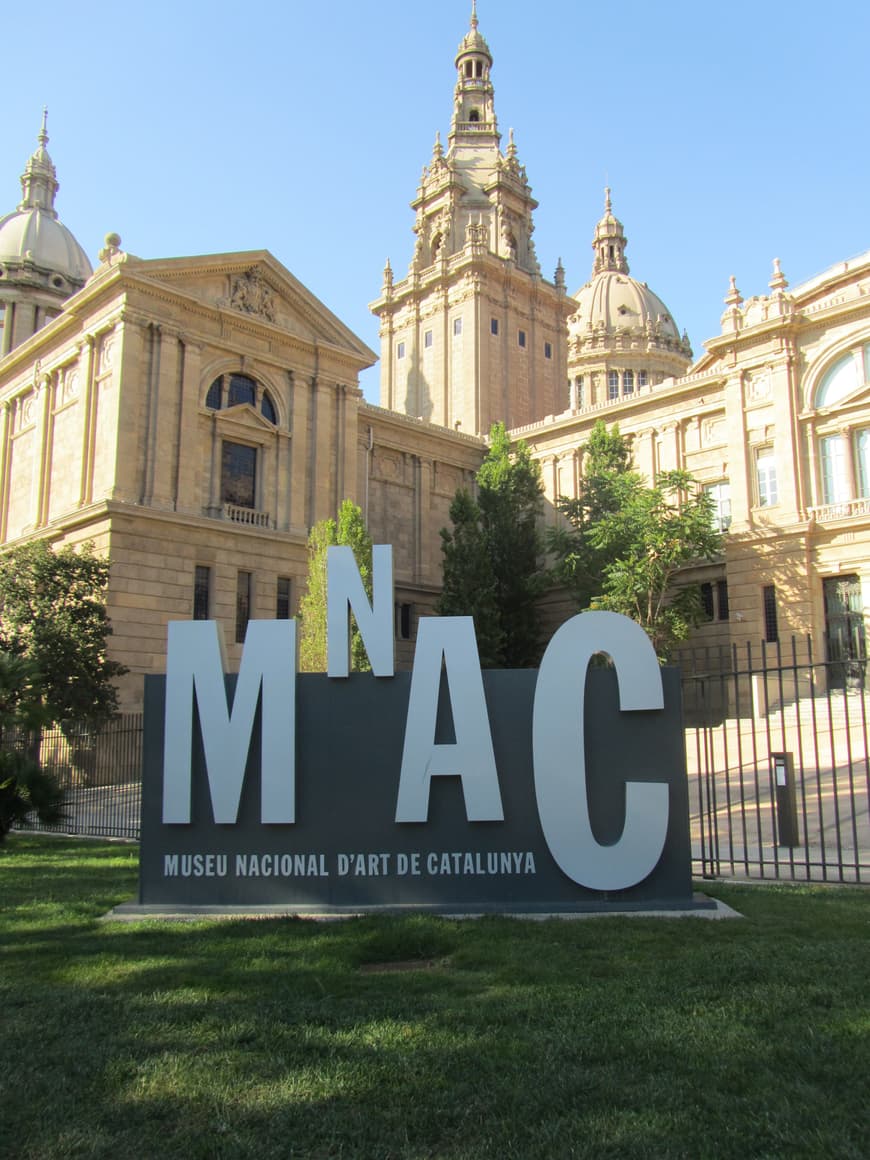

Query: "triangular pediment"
left=214, top=402, right=277, bottom=434
left=129, top=250, right=376, bottom=368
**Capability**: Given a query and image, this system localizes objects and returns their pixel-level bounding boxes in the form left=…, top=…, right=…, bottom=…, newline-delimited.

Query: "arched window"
left=469, top=109, right=480, bottom=123
left=206, top=373, right=277, bottom=423
left=228, top=374, right=256, bottom=407
left=815, top=351, right=863, bottom=408
left=260, top=393, right=277, bottom=425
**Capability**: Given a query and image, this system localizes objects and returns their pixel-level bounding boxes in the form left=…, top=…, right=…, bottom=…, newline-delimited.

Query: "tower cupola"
left=450, top=1, right=498, bottom=145
left=592, top=187, right=629, bottom=276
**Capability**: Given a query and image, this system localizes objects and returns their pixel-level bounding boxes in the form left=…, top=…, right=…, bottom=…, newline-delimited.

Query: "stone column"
left=0, top=401, right=11, bottom=541
left=78, top=335, right=97, bottom=507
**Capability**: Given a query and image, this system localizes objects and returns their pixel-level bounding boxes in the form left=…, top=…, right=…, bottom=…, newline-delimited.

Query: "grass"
left=1, top=836, right=868, bottom=1159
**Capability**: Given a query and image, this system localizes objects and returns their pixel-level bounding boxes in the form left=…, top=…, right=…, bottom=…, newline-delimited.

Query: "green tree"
left=0, top=652, right=66, bottom=843
left=548, top=420, right=633, bottom=610
left=298, top=500, right=374, bottom=672
left=438, top=422, right=546, bottom=667
left=437, top=489, right=504, bottom=667
left=0, top=540, right=125, bottom=730
left=550, top=425, right=722, bottom=659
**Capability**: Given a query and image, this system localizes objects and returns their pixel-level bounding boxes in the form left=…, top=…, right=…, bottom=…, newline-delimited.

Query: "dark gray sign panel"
left=139, top=665, right=696, bottom=913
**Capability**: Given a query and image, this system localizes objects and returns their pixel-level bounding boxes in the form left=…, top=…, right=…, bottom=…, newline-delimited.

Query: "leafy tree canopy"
left=0, top=540, right=125, bottom=729
left=298, top=500, right=374, bottom=673
left=438, top=422, right=546, bottom=667
left=549, top=422, right=723, bottom=660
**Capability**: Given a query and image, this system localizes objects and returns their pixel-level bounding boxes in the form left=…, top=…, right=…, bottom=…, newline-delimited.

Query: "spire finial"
left=471, top=0, right=478, bottom=29
left=604, top=186, right=612, bottom=214
left=769, top=257, right=788, bottom=293
left=39, top=107, right=49, bottom=148
left=724, top=275, right=743, bottom=306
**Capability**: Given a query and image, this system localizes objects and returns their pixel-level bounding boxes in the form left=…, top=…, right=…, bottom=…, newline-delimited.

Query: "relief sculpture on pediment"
left=224, top=269, right=276, bottom=323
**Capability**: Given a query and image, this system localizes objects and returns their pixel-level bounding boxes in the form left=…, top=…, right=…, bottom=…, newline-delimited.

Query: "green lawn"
left=1, top=836, right=868, bottom=1160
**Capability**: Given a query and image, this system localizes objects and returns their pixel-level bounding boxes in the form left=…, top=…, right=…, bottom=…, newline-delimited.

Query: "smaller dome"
left=572, top=271, right=682, bottom=342
left=0, top=113, right=92, bottom=287
left=0, top=207, right=92, bottom=284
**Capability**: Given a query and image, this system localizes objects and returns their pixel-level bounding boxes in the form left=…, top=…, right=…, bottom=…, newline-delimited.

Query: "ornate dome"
left=572, top=271, right=683, bottom=344
left=570, top=190, right=691, bottom=360
left=0, top=114, right=92, bottom=287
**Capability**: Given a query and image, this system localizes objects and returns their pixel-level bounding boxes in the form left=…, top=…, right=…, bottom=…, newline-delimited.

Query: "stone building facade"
left=2, top=5, right=870, bottom=709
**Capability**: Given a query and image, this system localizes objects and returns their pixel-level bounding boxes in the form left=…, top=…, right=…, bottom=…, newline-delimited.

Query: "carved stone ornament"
left=225, top=269, right=276, bottom=323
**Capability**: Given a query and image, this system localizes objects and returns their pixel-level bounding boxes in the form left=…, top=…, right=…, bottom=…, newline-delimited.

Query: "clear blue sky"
left=3, top=1, right=868, bottom=402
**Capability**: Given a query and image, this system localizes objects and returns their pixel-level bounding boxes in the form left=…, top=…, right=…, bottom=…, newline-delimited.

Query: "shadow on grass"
left=2, top=837, right=869, bottom=1159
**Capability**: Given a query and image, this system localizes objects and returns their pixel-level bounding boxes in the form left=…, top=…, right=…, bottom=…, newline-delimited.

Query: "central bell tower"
left=371, top=3, right=571, bottom=437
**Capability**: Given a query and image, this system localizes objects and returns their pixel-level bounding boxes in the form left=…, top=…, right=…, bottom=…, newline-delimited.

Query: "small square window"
left=518, top=329, right=526, bottom=348
left=544, top=341, right=552, bottom=359
left=453, top=318, right=463, bottom=336
left=424, top=330, right=433, bottom=348
left=491, top=318, right=499, bottom=336
left=397, top=341, right=405, bottom=359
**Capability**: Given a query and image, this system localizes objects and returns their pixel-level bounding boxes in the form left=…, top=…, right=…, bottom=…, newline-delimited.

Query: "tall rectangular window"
left=424, top=329, right=433, bottom=348
left=396, top=341, right=405, bottom=359
left=222, top=441, right=257, bottom=509
left=236, top=571, right=252, bottom=643
left=623, top=370, right=634, bottom=395
left=608, top=370, right=619, bottom=400
left=820, top=434, right=848, bottom=503
left=453, top=317, right=462, bottom=337
left=763, top=584, right=779, bottom=643
left=544, top=341, right=552, bottom=359
left=395, top=602, right=413, bottom=640
left=755, top=448, right=778, bottom=507
left=193, top=565, right=211, bottom=620
left=700, top=582, right=715, bottom=621
left=276, top=576, right=292, bottom=620
left=704, top=481, right=732, bottom=532
left=717, top=579, right=730, bottom=621
left=518, top=329, right=526, bottom=348
left=490, top=318, right=499, bottom=336
left=638, top=369, right=648, bottom=388
left=575, top=375, right=584, bottom=408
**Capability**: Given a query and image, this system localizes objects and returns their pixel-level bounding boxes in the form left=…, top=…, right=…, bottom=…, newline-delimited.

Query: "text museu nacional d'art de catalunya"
left=138, top=546, right=695, bottom=912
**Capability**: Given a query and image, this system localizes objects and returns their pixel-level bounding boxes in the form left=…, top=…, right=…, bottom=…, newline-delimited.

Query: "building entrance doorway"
left=823, top=575, right=866, bottom=690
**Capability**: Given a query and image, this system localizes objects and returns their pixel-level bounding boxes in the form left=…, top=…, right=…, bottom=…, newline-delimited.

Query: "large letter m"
left=162, top=620, right=296, bottom=825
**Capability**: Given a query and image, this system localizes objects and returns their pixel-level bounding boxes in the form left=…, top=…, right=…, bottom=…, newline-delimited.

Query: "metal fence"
left=14, top=641, right=870, bottom=884
left=12, top=714, right=143, bottom=840
left=682, top=637, right=870, bottom=883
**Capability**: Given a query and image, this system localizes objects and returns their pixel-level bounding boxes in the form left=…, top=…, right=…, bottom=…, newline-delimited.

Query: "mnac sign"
left=137, top=546, right=701, bottom=913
